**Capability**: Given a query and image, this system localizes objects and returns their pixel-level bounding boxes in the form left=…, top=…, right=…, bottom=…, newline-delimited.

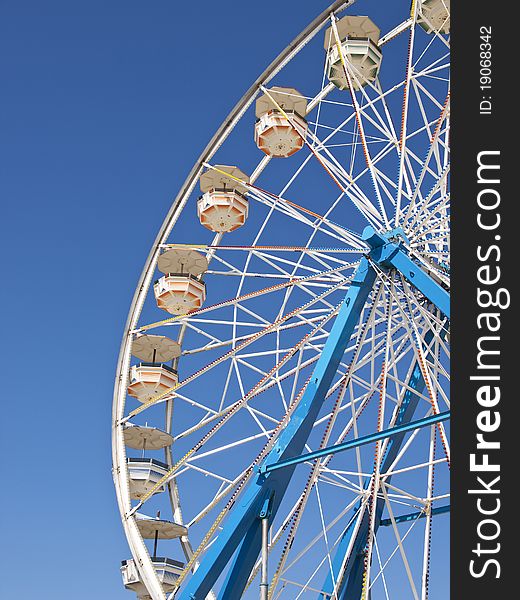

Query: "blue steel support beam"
left=363, top=226, right=450, bottom=319
left=317, top=230, right=450, bottom=598
left=341, top=545, right=366, bottom=600
left=218, top=520, right=263, bottom=598
left=180, top=258, right=377, bottom=600
left=379, top=504, right=450, bottom=527
left=261, top=411, right=449, bottom=473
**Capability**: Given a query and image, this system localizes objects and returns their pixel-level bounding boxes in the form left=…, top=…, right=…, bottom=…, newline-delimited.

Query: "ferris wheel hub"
left=362, top=226, right=410, bottom=252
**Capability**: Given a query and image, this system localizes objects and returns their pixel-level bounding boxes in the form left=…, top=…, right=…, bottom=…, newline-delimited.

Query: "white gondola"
left=121, top=557, right=184, bottom=598
left=418, top=0, right=450, bottom=34
left=126, top=457, right=169, bottom=499
left=154, top=274, right=206, bottom=315
left=254, top=86, right=308, bottom=157
left=154, top=248, right=208, bottom=315
left=324, top=16, right=382, bottom=90
left=127, top=363, right=178, bottom=402
left=197, top=165, right=249, bottom=233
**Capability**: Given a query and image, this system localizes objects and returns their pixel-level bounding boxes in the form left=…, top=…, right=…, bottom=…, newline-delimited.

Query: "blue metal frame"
left=181, top=258, right=376, bottom=599
left=179, top=227, right=450, bottom=599
left=261, top=411, right=449, bottom=473
left=363, top=226, right=450, bottom=319
left=379, top=505, right=450, bottom=527
left=318, top=230, right=449, bottom=599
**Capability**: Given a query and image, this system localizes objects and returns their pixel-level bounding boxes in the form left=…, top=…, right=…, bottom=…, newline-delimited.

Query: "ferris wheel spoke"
left=311, top=124, right=388, bottom=145
left=355, top=288, right=394, bottom=597
left=246, top=190, right=359, bottom=246
left=402, top=105, right=450, bottom=223
left=266, top=359, right=356, bottom=596
left=135, top=259, right=359, bottom=334
left=411, top=81, right=442, bottom=174
left=368, top=497, right=421, bottom=597
left=234, top=177, right=367, bottom=248
left=413, top=76, right=447, bottom=112
left=329, top=16, right=391, bottom=229
left=373, top=537, right=392, bottom=600
left=252, top=89, right=387, bottom=233
left=175, top=353, right=327, bottom=443
left=410, top=214, right=449, bottom=244
left=278, top=131, right=387, bottom=231
left=353, top=86, right=399, bottom=146
left=407, top=188, right=450, bottom=236
left=379, top=17, right=413, bottom=45
left=394, top=277, right=450, bottom=464
left=410, top=188, right=450, bottom=230
left=380, top=483, right=422, bottom=600
left=278, top=497, right=360, bottom=592
left=318, top=92, right=398, bottom=158
left=127, top=299, right=347, bottom=513
left=180, top=315, right=331, bottom=358
left=305, top=136, right=388, bottom=216
left=394, top=4, right=419, bottom=227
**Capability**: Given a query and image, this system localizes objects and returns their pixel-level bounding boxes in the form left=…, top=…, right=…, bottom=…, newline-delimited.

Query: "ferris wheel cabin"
left=324, top=15, right=382, bottom=90
left=254, top=86, right=308, bottom=157
left=197, top=165, right=250, bottom=232
left=126, top=457, right=170, bottom=500
left=153, top=248, right=208, bottom=315
left=418, top=0, right=450, bottom=34
left=127, top=363, right=178, bottom=402
left=121, top=557, right=184, bottom=599
left=127, top=333, right=181, bottom=402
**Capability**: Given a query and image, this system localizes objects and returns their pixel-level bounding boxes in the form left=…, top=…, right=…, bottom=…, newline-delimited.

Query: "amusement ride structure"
left=112, top=1, right=450, bottom=597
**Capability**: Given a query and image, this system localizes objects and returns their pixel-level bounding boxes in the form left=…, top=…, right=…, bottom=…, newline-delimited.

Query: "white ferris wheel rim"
left=113, top=3, right=356, bottom=597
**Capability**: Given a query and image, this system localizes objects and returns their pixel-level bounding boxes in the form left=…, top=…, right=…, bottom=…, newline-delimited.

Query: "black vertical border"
left=451, top=1, right=514, bottom=596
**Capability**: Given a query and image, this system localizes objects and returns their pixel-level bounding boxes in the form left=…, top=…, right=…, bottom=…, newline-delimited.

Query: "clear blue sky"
left=0, top=2, right=449, bottom=598
left=0, top=1, right=330, bottom=597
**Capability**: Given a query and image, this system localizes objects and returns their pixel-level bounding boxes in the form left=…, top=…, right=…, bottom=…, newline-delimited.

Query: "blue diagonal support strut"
left=261, top=411, right=449, bottom=473
left=180, top=258, right=377, bottom=600
left=379, top=504, right=450, bottom=527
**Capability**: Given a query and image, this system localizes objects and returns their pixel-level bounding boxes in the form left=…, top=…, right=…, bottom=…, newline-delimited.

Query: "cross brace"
left=379, top=504, right=450, bottom=527
left=261, top=410, right=450, bottom=473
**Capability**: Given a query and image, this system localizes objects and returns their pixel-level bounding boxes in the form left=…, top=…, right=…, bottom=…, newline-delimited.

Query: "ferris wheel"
left=112, top=0, right=450, bottom=598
